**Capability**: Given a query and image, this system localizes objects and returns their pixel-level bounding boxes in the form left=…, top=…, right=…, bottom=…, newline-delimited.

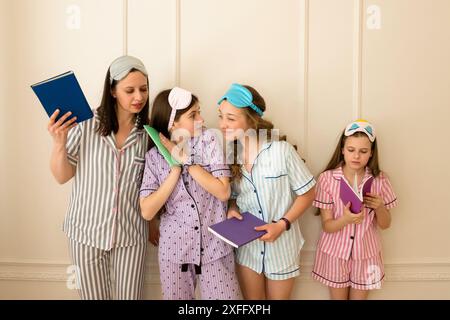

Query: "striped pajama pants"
left=68, top=239, right=147, bottom=300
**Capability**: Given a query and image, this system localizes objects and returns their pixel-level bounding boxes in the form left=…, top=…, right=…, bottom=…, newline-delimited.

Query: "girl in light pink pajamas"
left=312, top=120, right=397, bottom=300
left=139, top=87, right=240, bottom=300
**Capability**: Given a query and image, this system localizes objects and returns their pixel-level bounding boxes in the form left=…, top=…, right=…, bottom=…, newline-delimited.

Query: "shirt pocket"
left=263, top=171, right=288, bottom=179
left=133, top=155, right=145, bottom=185
left=263, top=170, right=289, bottom=200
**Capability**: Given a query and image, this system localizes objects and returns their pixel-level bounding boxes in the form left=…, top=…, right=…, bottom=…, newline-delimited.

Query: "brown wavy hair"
left=96, top=69, right=150, bottom=136
left=229, top=85, right=275, bottom=182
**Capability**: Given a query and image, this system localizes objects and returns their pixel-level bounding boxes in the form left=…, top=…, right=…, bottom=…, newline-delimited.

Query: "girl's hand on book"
left=364, top=193, right=384, bottom=210
left=48, top=109, right=77, bottom=146
left=159, top=133, right=189, bottom=164
left=256, top=222, right=284, bottom=242
left=227, top=208, right=242, bottom=220
left=343, top=202, right=364, bottom=225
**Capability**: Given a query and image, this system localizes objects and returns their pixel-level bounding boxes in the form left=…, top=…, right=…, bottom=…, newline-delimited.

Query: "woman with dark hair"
left=47, top=56, right=151, bottom=299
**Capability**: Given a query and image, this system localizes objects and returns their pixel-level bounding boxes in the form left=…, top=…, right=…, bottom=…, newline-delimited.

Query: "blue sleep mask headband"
left=217, top=83, right=264, bottom=116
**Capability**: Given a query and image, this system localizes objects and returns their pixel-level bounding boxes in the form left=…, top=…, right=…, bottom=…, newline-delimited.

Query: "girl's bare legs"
left=349, top=288, right=369, bottom=300
left=236, top=264, right=266, bottom=300
left=266, top=277, right=296, bottom=300
left=329, top=287, right=350, bottom=300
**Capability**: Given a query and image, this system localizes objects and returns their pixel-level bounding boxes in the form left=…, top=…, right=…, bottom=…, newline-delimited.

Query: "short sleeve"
left=379, top=172, right=398, bottom=210
left=139, top=150, right=161, bottom=198
left=203, top=129, right=231, bottom=179
left=285, top=143, right=316, bottom=195
left=66, top=124, right=82, bottom=166
left=313, top=172, right=334, bottom=209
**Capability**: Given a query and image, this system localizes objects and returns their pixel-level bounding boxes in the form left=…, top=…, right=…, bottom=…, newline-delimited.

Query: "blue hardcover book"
left=208, top=212, right=267, bottom=248
left=31, top=71, right=93, bottom=123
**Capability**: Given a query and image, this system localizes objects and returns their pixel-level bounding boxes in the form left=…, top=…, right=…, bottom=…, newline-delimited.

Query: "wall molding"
left=301, top=0, right=310, bottom=161
left=123, top=0, right=128, bottom=55
left=352, top=0, right=363, bottom=119
left=0, top=259, right=161, bottom=285
left=2, top=252, right=449, bottom=285
left=175, top=0, right=181, bottom=86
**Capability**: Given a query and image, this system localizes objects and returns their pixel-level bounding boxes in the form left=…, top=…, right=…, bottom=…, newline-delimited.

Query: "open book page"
left=340, top=176, right=374, bottom=213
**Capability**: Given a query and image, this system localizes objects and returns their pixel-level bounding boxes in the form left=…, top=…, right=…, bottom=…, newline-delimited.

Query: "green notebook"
left=143, top=125, right=180, bottom=167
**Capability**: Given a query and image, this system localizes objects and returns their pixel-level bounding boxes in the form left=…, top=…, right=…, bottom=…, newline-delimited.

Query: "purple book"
left=208, top=212, right=267, bottom=248
left=340, top=176, right=374, bottom=213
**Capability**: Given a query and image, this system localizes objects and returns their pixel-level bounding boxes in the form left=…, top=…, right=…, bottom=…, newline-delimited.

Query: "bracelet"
left=279, top=217, right=291, bottom=231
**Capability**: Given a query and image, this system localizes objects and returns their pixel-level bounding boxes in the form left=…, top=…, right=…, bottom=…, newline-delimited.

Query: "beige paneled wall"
left=1, top=0, right=449, bottom=299
left=128, top=0, right=177, bottom=101
left=179, top=0, right=305, bottom=150
left=0, top=0, right=11, bottom=260
left=361, top=0, right=450, bottom=263
left=302, top=0, right=357, bottom=251
left=308, top=0, right=356, bottom=174
left=0, top=0, right=125, bottom=261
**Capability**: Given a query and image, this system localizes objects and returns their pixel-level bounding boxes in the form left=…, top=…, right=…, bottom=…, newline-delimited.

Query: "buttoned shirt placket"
left=103, top=129, right=138, bottom=249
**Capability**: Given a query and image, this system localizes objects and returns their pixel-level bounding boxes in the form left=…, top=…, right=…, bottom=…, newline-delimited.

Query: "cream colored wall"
left=1, top=0, right=449, bottom=299
left=361, top=0, right=450, bottom=264
left=0, top=0, right=124, bottom=264
left=0, top=0, right=11, bottom=262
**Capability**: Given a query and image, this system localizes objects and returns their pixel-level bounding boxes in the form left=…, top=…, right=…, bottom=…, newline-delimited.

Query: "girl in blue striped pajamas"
left=217, top=84, right=316, bottom=300
left=47, top=56, right=152, bottom=299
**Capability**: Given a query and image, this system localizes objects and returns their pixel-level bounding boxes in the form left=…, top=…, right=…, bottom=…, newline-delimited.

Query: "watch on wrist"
left=280, top=217, right=291, bottom=231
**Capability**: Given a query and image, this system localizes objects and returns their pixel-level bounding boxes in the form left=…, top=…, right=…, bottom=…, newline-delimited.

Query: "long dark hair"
left=96, top=69, right=150, bottom=136
left=149, top=89, right=199, bottom=147
left=314, top=130, right=380, bottom=215
left=229, top=85, right=275, bottom=182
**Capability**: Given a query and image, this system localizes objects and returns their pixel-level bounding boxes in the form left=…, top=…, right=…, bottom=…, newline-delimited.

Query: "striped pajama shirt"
left=64, top=111, right=150, bottom=299
left=232, top=141, right=316, bottom=280
left=312, top=167, right=398, bottom=290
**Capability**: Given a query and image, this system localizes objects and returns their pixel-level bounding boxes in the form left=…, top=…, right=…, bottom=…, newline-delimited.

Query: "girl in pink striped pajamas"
left=312, top=120, right=397, bottom=300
